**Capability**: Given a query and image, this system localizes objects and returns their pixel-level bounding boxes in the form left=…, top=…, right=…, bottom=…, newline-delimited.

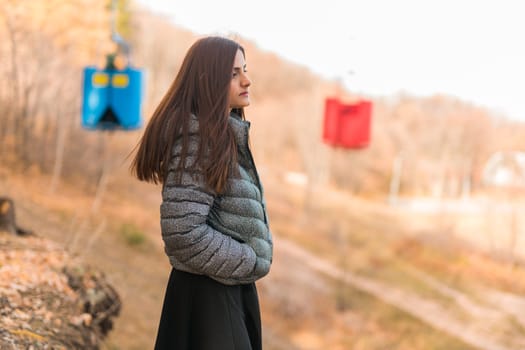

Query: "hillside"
left=3, top=165, right=525, bottom=349
left=2, top=1, right=525, bottom=349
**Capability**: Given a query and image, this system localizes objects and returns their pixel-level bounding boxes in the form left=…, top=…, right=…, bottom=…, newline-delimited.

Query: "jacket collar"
left=229, top=112, right=250, bottom=148
left=188, top=112, right=250, bottom=148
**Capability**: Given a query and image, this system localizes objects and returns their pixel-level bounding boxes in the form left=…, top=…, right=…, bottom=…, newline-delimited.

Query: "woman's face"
left=228, top=49, right=251, bottom=109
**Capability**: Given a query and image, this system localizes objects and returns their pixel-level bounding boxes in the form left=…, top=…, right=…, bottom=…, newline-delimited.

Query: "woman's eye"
left=232, top=72, right=238, bottom=78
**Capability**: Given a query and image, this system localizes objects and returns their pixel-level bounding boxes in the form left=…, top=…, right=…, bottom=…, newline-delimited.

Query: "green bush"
left=120, top=223, right=146, bottom=247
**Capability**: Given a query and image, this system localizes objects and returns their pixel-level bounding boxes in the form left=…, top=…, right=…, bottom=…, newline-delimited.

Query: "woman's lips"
left=239, top=92, right=249, bottom=96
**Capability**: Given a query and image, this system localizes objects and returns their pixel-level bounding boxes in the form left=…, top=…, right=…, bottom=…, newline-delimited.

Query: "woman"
left=131, top=36, right=272, bottom=349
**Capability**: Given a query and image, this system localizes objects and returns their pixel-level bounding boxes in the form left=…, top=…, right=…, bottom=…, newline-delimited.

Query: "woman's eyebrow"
left=232, top=64, right=247, bottom=71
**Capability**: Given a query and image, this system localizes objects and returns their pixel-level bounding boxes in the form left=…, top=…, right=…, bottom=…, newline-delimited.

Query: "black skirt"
left=154, top=269, right=262, bottom=350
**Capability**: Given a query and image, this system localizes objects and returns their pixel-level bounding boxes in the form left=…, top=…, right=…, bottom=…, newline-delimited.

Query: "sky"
left=136, top=0, right=525, bottom=121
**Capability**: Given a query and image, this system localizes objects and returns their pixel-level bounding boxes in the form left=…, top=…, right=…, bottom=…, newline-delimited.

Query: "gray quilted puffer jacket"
left=160, top=113, right=273, bottom=285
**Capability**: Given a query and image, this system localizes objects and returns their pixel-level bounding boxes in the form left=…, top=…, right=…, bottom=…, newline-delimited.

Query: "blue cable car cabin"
left=82, top=65, right=144, bottom=131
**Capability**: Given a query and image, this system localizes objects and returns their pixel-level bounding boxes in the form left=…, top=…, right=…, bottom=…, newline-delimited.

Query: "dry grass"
left=3, top=163, right=514, bottom=349
left=263, top=171, right=525, bottom=349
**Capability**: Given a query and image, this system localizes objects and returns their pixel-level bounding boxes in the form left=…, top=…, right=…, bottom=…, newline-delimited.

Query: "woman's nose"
left=242, top=74, right=251, bottom=87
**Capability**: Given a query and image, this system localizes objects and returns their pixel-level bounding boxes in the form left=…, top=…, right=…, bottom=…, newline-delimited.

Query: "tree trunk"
left=4, top=11, right=21, bottom=158
left=0, top=197, right=31, bottom=235
left=40, top=110, right=56, bottom=172
left=48, top=105, right=68, bottom=194
left=91, top=132, right=113, bottom=214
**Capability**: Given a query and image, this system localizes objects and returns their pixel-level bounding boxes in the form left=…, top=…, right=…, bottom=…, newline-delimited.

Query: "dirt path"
left=275, top=236, right=523, bottom=350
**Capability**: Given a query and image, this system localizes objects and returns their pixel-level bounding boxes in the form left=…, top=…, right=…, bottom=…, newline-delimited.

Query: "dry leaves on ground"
left=0, top=231, right=120, bottom=350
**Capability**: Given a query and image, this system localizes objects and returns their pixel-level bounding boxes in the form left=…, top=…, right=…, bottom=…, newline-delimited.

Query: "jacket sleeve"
left=160, top=141, right=259, bottom=285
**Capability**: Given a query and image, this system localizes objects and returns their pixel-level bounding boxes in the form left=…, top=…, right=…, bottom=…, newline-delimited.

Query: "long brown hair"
left=130, top=36, right=245, bottom=193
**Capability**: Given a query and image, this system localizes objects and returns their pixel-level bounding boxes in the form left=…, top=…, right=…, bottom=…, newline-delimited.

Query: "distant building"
left=483, top=151, right=525, bottom=188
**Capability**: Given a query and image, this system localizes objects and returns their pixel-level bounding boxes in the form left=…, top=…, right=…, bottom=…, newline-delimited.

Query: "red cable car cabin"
left=323, top=98, right=372, bottom=148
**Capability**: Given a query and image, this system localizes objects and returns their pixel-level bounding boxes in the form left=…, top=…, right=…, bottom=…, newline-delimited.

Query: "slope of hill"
left=2, top=1, right=525, bottom=349
left=4, top=166, right=525, bottom=349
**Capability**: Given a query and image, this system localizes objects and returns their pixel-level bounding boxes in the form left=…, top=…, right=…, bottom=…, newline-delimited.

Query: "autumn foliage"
left=1, top=0, right=525, bottom=198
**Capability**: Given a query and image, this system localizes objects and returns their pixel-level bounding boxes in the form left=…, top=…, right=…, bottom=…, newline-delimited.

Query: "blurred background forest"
left=1, top=0, right=525, bottom=349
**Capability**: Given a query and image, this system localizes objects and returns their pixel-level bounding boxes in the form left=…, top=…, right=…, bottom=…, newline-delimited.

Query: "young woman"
left=131, top=36, right=273, bottom=350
